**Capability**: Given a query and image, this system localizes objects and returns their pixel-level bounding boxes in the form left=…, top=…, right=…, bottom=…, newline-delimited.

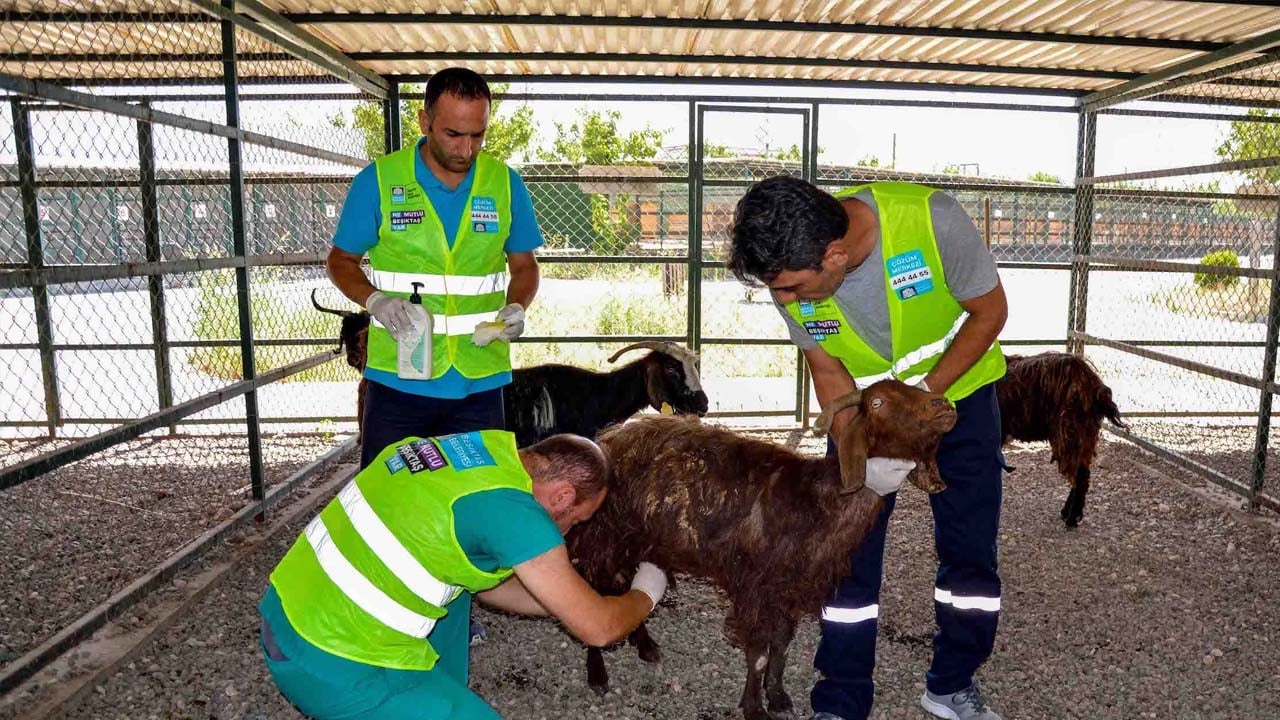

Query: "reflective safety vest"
left=785, top=182, right=1005, bottom=402
left=366, top=147, right=513, bottom=380
left=269, top=430, right=532, bottom=671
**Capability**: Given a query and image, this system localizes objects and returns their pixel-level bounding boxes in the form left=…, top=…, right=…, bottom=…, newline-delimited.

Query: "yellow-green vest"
left=366, top=147, right=513, bottom=380
left=269, top=430, right=531, bottom=671
left=785, top=182, right=1005, bottom=402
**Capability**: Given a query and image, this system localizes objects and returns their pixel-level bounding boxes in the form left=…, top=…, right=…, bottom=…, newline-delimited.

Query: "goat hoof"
left=637, top=644, right=661, bottom=664
left=767, top=691, right=795, bottom=715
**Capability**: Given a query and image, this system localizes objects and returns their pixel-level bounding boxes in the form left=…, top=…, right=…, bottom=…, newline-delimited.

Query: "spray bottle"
left=397, top=281, right=433, bottom=380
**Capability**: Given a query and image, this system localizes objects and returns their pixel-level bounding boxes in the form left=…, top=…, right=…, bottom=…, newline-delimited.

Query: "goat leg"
left=586, top=646, right=609, bottom=696
left=1061, top=466, right=1090, bottom=529
left=764, top=617, right=797, bottom=718
left=628, top=622, right=662, bottom=664
left=738, top=640, right=771, bottom=720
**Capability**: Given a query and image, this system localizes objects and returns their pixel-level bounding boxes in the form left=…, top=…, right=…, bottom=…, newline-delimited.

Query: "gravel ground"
left=0, top=433, right=349, bottom=671
left=34, top=431, right=1280, bottom=720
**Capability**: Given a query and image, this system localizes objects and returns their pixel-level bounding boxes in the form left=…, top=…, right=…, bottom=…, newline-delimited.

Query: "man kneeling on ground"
left=257, top=430, right=666, bottom=720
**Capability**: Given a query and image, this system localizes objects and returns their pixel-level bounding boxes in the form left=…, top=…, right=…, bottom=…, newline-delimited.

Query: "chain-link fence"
left=1073, top=50, right=1280, bottom=512
left=4, top=2, right=1280, bottom=698
left=0, top=0, right=385, bottom=692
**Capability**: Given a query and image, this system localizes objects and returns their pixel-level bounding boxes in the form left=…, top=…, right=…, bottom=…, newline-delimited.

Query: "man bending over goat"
left=730, top=178, right=1009, bottom=720
left=257, top=431, right=667, bottom=720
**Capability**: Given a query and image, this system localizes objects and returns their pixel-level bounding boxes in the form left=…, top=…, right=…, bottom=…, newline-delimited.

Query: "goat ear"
left=836, top=411, right=869, bottom=495
left=643, top=362, right=665, bottom=411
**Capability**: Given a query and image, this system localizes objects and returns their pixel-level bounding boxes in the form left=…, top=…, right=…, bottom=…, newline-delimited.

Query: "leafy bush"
left=1193, top=249, right=1240, bottom=291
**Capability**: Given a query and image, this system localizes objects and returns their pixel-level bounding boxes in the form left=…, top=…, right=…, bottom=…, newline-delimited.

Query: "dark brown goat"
left=571, top=380, right=956, bottom=720
left=996, top=352, right=1127, bottom=527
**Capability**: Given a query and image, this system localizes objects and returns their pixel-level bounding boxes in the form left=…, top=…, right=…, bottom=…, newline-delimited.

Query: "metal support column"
left=383, top=79, right=401, bottom=154
left=136, top=104, right=174, bottom=432
left=222, top=0, right=266, bottom=507
left=1067, top=109, right=1097, bottom=355
left=12, top=99, right=61, bottom=437
left=687, top=100, right=702, bottom=353
left=1249, top=196, right=1280, bottom=510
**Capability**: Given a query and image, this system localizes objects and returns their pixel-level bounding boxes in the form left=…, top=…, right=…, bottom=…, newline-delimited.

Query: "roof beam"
left=183, top=0, right=387, bottom=97
left=1082, top=28, right=1280, bottom=109
left=351, top=51, right=1136, bottom=81
left=6, top=12, right=1229, bottom=52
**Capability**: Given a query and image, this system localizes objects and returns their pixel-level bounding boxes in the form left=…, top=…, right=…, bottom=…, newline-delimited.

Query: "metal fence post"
left=222, top=0, right=266, bottom=509
left=1067, top=109, right=1096, bottom=355
left=384, top=79, right=401, bottom=153
left=1249, top=197, right=1280, bottom=510
left=687, top=100, right=701, bottom=353
left=136, top=103, right=174, bottom=432
left=11, top=98, right=62, bottom=437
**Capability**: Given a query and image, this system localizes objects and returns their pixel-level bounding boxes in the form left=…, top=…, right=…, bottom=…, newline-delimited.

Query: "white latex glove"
left=365, top=291, right=413, bottom=341
left=472, top=303, right=526, bottom=347
left=496, top=303, right=526, bottom=341
left=630, top=561, right=668, bottom=610
left=864, top=457, right=917, bottom=497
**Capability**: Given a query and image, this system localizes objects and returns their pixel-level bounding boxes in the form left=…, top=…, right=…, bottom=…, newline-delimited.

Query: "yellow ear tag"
left=660, top=402, right=674, bottom=415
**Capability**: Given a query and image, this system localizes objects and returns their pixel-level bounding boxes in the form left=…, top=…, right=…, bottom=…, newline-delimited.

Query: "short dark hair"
left=424, top=68, right=491, bottom=111
left=525, top=434, right=609, bottom=501
left=727, top=176, right=849, bottom=285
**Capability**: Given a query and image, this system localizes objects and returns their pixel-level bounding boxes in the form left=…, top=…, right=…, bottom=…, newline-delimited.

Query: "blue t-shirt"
left=334, top=138, right=544, bottom=399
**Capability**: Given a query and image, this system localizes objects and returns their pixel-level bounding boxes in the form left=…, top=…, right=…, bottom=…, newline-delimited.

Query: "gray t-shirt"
left=776, top=189, right=998, bottom=357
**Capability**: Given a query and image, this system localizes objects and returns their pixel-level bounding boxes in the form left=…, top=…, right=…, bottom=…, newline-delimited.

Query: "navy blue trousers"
left=359, top=380, right=506, bottom=469
left=811, top=383, right=1004, bottom=720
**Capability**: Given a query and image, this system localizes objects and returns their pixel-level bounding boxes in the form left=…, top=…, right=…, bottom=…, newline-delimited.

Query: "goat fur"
left=570, top=380, right=956, bottom=720
left=996, top=352, right=1127, bottom=527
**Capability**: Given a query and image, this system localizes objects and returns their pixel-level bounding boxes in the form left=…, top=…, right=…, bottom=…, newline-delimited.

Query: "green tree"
left=857, top=155, right=881, bottom=168
left=338, top=83, right=536, bottom=162
left=537, top=108, right=666, bottom=165
left=704, top=142, right=735, bottom=159
left=1028, top=170, right=1061, bottom=184
left=1216, top=108, right=1280, bottom=183
left=538, top=109, right=668, bottom=253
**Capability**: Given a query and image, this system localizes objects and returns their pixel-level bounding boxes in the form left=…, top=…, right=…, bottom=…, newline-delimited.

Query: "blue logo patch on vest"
left=389, top=209, right=425, bottom=232
left=385, top=453, right=407, bottom=474
left=886, top=250, right=934, bottom=300
left=803, top=319, right=841, bottom=342
left=437, top=432, right=497, bottom=471
left=798, top=301, right=816, bottom=317
left=469, top=196, right=500, bottom=234
left=390, top=186, right=406, bottom=205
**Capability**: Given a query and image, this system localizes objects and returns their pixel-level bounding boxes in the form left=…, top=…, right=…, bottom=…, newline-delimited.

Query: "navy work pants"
left=359, top=380, right=506, bottom=469
left=810, top=383, right=1004, bottom=720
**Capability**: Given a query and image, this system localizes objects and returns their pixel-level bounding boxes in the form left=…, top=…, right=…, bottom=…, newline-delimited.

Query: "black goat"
left=504, top=341, right=709, bottom=447
left=310, top=295, right=709, bottom=446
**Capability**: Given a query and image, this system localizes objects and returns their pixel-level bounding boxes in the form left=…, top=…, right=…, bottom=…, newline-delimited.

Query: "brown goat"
left=996, top=352, right=1127, bottom=528
left=570, top=380, right=956, bottom=720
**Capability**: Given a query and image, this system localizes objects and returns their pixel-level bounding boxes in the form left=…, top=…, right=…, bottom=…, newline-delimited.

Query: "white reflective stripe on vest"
left=371, top=311, right=497, bottom=337
left=304, top=516, right=437, bottom=638
left=336, top=482, right=458, bottom=608
left=821, top=604, right=879, bottom=624
left=369, top=269, right=507, bottom=297
left=854, top=313, right=991, bottom=386
left=934, top=587, right=1001, bottom=612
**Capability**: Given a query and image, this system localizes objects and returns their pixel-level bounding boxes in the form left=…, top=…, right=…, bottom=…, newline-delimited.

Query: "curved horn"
left=813, top=389, right=863, bottom=436
left=608, top=341, right=675, bottom=363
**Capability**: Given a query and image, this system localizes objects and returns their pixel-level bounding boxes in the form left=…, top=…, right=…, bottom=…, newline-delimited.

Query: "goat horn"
left=608, top=341, right=679, bottom=363
left=813, top=389, right=863, bottom=436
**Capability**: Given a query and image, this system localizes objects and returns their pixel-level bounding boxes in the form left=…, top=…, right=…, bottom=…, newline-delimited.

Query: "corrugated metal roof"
left=4, top=0, right=1280, bottom=101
